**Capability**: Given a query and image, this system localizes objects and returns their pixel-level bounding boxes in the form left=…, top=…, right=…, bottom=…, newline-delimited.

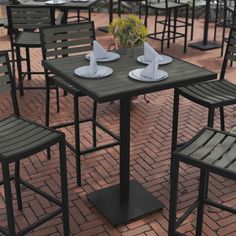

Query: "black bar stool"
left=0, top=51, right=69, bottom=235
left=168, top=127, right=236, bottom=236
left=145, top=0, right=189, bottom=53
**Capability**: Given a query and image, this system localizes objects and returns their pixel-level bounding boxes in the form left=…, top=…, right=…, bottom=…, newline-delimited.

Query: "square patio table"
left=43, top=47, right=217, bottom=226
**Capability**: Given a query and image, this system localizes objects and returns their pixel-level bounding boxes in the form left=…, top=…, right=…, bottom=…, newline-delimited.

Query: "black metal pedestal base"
left=189, top=41, right=219, bottom=50
left=97, top=26, right=109, bottom=33
left=87, top=180, right=163, bottom=226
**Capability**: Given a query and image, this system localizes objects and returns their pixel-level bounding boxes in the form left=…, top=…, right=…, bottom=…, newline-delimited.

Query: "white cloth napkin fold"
left=141, top=57, right=159, bottom=79
left=93, top=40, right=108, bottom=59
left=144, top=42, right=161, bottom=62
left=89, top=53, right=98, bottom=75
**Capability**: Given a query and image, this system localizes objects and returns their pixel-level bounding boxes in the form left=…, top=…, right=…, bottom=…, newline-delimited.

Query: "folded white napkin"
left=89, top=53, right=98, bottom=75
left=141, top=57, right=159, bottom=79
left=144, top=42, right=161, bottom=62
left=93, top=40, right=108, bottom=59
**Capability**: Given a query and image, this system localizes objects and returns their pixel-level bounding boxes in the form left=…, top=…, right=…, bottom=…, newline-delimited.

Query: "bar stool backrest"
left=0, top=52, right=19, bottom=116
left=220, top=27, right=236, bottom=80
left=40, top=22, right=95, bottom=60
left=7, top=6, right=54, bottom=43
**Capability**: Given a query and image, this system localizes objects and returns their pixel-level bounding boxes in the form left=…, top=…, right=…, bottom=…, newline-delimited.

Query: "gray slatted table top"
left=15, top=0, right=98, bottom=9
left=43, top=47, right=217, bottom=103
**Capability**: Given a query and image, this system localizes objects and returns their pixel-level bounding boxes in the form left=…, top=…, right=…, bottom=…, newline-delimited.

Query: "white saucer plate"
left=85, top=52, right=120, bottom=62
left=71, top=0, right=88, bottom=2
left=74, top=65, right=113, bottom=79
left=137, top=55, right=173, bottom=65
left=46, top=0, right=66, bottom=4
left=129, top=68, right=168, bottom=82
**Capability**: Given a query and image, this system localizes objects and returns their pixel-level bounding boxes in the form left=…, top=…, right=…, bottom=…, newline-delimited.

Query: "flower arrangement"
left=109, top=15, right=147, bottom=48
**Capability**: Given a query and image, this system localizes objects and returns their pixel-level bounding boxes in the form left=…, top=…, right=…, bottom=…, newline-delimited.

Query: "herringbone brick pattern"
left=0, top=10, right=235, bottom=236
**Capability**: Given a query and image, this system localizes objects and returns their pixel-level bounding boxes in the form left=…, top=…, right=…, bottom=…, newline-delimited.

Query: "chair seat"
left=0, top=116, right=61, bottom=161
left=147, top=1, right=187, bottom=9
left=15, top=32, right=41, bottom=47
left=177, top=80, right=236, bottom=107
left=174, top=127, right=236, bottom=180
left=52, top=76, right=84, bottom=96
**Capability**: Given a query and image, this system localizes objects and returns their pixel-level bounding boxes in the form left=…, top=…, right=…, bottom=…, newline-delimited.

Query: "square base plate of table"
left=189, top=41, right=219, bottom=51
left=87, top=180, right=163, bottom=226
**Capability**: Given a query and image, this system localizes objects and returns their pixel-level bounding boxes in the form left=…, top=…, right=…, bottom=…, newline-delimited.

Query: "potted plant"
left=109, top=14, right=147, bottom=49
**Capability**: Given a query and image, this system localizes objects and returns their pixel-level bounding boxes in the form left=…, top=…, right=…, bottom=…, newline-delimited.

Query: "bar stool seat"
left=0, top=116, right=60, bottom=160
left=15, top=32, right=41, bottom=47
left=168, top=127, right=236, bottom=236
left=148, top=1, right=185, bottom=9
left=177, top=80, right=236, bottom=107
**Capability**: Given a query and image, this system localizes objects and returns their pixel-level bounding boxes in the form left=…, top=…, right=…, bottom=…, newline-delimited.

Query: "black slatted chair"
left=0, top=51, right=69, bottom=235
left=168, top=127, right=236, bottom=236
left=6, top=5, right=58, bottom=97
left=172, top=27, right=236, bottom=155
left=40, top=22, right=120, bottom=187
left=221, top=1, right=236, bottom=56
left=145, top=0, right=189, bottom=53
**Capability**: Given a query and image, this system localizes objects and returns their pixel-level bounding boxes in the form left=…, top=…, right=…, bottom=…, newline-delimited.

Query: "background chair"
left=145, top=0, right=189, bottom=53
left=168, top=127, right=236, bottom=236
left=0, top=51, right=69, bottom=235
left=40, top=22, right=120, bottom=186
left=171, top=26, right=236, bottom=154
left=6, top=5, right=57, bottom=96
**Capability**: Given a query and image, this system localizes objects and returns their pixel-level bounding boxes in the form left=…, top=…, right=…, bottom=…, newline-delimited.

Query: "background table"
left=43, top=47, right=217, bottom=225
left=189, top=0, right=219, bottom=50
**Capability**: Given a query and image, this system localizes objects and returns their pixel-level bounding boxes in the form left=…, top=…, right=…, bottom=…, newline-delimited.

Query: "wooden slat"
left=0, top=84, right=11, bottom=93
left=203, top=136, right=236, bottom=164
left=45, top=38, right=92, bottom=50
left=44, top=31, right=92, bottom=42
left=43, top=22, right=93, bottom=35
left=180, top=129, right=215, bottom=156
left=46, top=45, right=92, bottom=57
left=215, top=144, right=236, bottom=168
left=227, top=160, right=236, bottom=172
left=190, top=132, right=226, bottom=160
left=12, top=18, right=51, bottom=24
left=228, top=45, right=236, bottom=53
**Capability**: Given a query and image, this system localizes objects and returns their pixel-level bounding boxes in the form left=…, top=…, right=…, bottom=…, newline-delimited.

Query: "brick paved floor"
left=0, top=10, right=236, bottom=236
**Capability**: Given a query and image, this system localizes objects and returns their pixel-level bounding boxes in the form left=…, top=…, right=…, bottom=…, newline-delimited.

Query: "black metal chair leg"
left=56, top=87, right=60, bottom=113
left=214, top=0, right=219, bottom=42
left=92, top=101, right=97, bottom=148
left=184, top=5, right=188, bottom=53
left=15, top=160, right=23, bottom=211
left=161, top=10, right=168, bottom=53
left=16, top=46, right=24, bottom=96
left=207, top=107, right=215, bottom=128
left=167, top=10, right=171, bottom=48
left=139, top=1, right=142, bottom=19
left=191, top=0, right=195, bottom=40
left=118, top=0, right=121, bottom=17
left=45, top=78, right=51, bottom=160
left=144, top=0, right=148, bottom=27
left=2, top=162, right=16, bottom=236
left=26, top=47, right=31, bottom=81
left=196, top=169, right=208, bottom=236
left=74, top=96, right=81, bottom=186
left=154, top=10, right=158, bottom=35
left=171, top=89, right=180, bottom=153
left=219, top=107, right=225, bottom=131
left=168, top=157, right=180, bottom=236
left=221, top=4, right=227, bottom=57
left=59, top=139, right=70, bottom=235
left=173, top=9, right=178, bottom=43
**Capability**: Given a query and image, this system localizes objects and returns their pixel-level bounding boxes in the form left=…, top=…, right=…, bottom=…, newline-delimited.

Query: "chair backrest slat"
left=7, top=6, right=54, bottom=31
left=40, top=22, right=95, bottom=60
left=220, top=27, right=236, bottom=79
left=0, top=52, right=19, bottom=116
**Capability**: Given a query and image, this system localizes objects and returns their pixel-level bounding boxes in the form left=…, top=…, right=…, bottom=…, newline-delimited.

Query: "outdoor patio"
left=0, top=6, right=236, bottom=236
